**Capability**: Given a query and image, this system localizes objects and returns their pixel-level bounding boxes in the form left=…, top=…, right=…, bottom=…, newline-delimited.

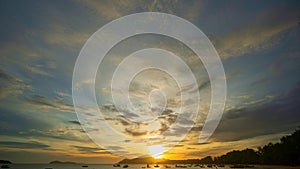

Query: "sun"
left=148, top=145, right=166, bottom=159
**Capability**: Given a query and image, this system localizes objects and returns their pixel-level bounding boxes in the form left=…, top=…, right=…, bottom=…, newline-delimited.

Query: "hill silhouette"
left=119, top=127, right=300, bottom=165
left=49, top=160, right=79, bottom=164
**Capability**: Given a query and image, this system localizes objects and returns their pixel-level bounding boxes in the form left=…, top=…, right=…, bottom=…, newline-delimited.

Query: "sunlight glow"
left=148, top=145, right=166, bottom=159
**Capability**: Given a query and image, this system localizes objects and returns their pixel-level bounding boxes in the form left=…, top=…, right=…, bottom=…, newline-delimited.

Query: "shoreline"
left=256, top=165, right=300, bottom=169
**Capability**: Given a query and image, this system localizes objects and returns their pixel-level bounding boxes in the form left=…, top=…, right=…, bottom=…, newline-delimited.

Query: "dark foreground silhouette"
left=120, top=127, right=300, bottom=166
left=0, top=160, right=11, bottom=164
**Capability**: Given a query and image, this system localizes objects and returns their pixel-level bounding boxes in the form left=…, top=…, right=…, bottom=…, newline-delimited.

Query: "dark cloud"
left=101, top=105, right=118, bottom=112
left=118, top=118, right=131, bottom=126
left=0, top=69, right=15, bottom=83
left=212, top=83, right=300, bottom=142
left=104, top=117, right=131, bottom=126
left=101, top=104, right=139, bottom=120
left=72, top=145, right=107, bottom=154
left=179, top=80, right=210, bottom=95
left=106, top=145, right=123, bottom=150
left=106, top=146, right=133, bottom=156
left=69, top=120, right=81, bottom=125
left=190, top=126, right=203, bottom=132
left=158, top=122, right=169, bottom=133
left=163, top=125, right=189, bottom=137
left=124, top=128, right=148, bottom=137
left=161, top=109, right=174, bottom=115
left=159, top=109, right=177, bottom=124
left=250, top=77, right=269, bottom=87
left=177, top=117, right=195, bottom=126
left=102, top=107, right=178, bottom=137
left=0, top=141, right=49, bottom=149
left=197, top=80, right=210, bottom=92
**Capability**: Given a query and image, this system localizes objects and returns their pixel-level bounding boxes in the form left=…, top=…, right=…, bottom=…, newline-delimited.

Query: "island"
left=49, top=160, right=79, bottom=164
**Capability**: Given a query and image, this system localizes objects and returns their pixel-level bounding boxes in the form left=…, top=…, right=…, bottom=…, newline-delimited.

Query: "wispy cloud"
left=0, top=141, right=50, bottom=149
left=43, top=25, right=90, bottom=49
left=71, top=145, right=109, bottom=154
left=214, top=22, right=296, bottom=59
left=212, top=83, right=300, bottom=142
left=26, top=95, right=74, bottom=113
left=0, top=68, right=32, bottom=100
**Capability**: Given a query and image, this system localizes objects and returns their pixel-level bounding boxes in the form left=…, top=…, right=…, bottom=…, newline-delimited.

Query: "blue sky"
left=0, top=0, right=300, bottom=164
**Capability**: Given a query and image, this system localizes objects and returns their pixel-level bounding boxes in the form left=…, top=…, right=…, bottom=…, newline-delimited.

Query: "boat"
left=123, top=165, right=129, bottom=168
left=81, top=165, right=89, bottom=168
left=113, top=164, right=121, bottom=167
left=1, top=165, right=10, bottom=169
left=154, top=164, right=159, bottom=168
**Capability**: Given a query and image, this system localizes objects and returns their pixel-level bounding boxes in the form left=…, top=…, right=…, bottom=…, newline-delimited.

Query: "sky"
left=0, top=0, right=300, bottom=164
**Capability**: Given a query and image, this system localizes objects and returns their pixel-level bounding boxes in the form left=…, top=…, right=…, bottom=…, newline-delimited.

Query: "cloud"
left=80, top=0, right=197, bottom=22
left=212, top=82, right=300, bottom=142
left=124, top=128, right=148, bottom=137
left=211, top=3, right=300, bottom=59
left=24, top=127, right=87, bottom=142
left=80, top=0, right=124, bottom=20
left=43, top=25, right=90, bottom=49
left=0, top=69, right=17, bottom=83
left=72, top=145, right=109, bottom=154
left=55, top=91, right=72, bottom=98
left=26, top=95, right=74, bottom=113
left=0, top=141, right=50, bottom=149
left=100, top=104, right=178, bottom=138
left=0, top=41, right=57, bottom=77
left=250, top=77, right=270, bottom=87
left=0, top=68, right=32, bottom=100
left=24, top=65, right=52, bottom=77
left=69, top=120, right=81, bottom=125
left=214, top=23, right=295, bottom=59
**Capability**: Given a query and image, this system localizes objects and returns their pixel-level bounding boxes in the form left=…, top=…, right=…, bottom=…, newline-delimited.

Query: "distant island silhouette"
left=49, top=160, right=79, bottom=164
left=119, top=127, right=300, bottom=166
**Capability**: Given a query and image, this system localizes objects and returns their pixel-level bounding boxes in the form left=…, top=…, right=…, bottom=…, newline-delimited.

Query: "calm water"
left=2, top=164, right=290, bottom=169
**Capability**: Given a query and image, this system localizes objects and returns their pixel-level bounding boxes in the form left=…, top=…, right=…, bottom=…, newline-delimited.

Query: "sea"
left=1, top=164, right=294, bottom=169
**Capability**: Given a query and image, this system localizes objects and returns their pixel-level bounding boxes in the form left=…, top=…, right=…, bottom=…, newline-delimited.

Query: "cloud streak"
left=0, top=141, right=50, bottom=149
left=212, top=83, right=300, bottom=142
